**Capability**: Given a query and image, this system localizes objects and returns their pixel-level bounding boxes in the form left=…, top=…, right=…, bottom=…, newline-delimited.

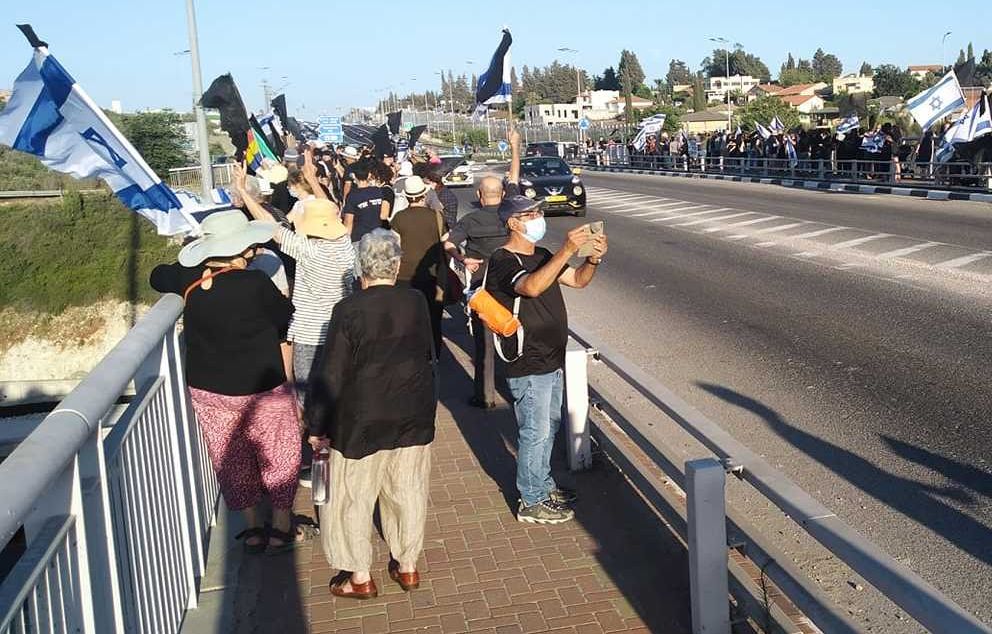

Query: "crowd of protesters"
left=149, top=124, right=606, bottom=599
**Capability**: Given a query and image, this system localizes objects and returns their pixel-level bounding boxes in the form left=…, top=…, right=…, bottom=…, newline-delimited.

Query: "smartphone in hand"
left=577, top=221, right=604, bottom=258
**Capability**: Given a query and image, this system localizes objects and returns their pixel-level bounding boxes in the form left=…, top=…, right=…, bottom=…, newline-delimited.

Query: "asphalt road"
left=450, top=174, right=992, bottom=631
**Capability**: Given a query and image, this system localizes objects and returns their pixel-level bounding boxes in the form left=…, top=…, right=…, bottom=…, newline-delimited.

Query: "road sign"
left=578, top=118, right=590, bottom=131
left=497, top=140, right=509, bottom=153
left=319, top=133, right=337, bottom=142
left=317, top=115, right=340, bottom=126
left=402, top=122, right=413, bottom=132
left=318, top=123, right=342, bottom=134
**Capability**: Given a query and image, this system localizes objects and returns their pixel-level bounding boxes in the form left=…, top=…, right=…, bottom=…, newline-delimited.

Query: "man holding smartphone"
left=485, top=196, right=607, bottom=524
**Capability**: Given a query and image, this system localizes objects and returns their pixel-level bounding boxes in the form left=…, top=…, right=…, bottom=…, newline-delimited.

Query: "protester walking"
left=149, top=210, right=310, bottom=553
left=306, top=229, right=437, bottom=600
left=484, top=196, right=607, bottom=524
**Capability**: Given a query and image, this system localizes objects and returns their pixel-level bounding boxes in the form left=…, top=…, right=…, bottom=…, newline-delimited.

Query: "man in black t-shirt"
left=485, top=195, right=607, bottom=525
left=342, top=161, right=390, bottom=250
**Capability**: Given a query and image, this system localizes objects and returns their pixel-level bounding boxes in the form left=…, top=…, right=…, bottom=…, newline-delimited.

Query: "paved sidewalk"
left=180, top=322, right=690, bottom=634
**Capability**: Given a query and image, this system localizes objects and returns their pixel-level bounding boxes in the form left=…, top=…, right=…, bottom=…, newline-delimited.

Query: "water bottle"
left=311, top=450, right=330, bottom=506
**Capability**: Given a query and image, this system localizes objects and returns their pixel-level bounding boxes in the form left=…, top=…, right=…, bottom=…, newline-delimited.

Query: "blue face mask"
left=521, top=217, right=546, bottom=243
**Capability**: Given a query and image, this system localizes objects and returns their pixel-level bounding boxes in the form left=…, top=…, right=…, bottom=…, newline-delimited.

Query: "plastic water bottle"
left=311, top=450, right=330, bottom=505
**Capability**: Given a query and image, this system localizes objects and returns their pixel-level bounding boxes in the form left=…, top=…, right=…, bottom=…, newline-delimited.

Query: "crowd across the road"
left=148, top=124, right=607, bottom=599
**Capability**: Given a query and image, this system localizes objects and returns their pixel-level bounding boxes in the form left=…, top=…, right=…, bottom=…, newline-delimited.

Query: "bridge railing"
left=166, top=163, right=236, bottom=191
left=564, top=325, right=990, bottom=634
left=0, top=295, right=217, bottom=634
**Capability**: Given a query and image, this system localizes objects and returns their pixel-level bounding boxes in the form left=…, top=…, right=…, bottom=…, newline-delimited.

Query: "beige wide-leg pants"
left=319, top=444, right=431, bottom=572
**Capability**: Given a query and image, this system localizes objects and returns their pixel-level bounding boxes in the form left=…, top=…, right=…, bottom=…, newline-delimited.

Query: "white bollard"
left=563, top=343, right=592, bottom=471
left=686, top=458, right=731, bottom=634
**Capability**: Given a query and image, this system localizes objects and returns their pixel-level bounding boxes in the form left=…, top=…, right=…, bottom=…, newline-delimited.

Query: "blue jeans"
left=506, top=369, right=563, bottom=506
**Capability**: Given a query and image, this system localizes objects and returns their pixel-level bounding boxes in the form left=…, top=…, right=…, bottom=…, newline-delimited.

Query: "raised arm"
left=302, top=148, right=329, bottom=201
left=507, top=127, right=521, bottom=185
left=514, top=225, right=589, bottom=298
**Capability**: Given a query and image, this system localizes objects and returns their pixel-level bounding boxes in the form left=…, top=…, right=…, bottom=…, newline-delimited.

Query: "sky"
left=1, top=0, right=990, bottom=117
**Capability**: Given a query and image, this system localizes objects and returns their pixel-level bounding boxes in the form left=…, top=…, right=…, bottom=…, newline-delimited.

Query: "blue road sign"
left=578, top=118, right=590, bottom=131
left=497, top=140, right=509, bottom=152
left=317, top=115, right=340, bottom=126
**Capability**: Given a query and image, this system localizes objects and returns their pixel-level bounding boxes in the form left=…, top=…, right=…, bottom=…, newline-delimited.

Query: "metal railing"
left=586, top=150, right=992, bottom=192
left=0, top=295, right=218, bottom=634
left=564, top=325, right=991, bottom=634
left=167, top=163, right=235, bottom=191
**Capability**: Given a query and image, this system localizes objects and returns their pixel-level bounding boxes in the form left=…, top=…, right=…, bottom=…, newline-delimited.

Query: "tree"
left=737, top=96, right=801, bottom=132
left=666, top=59, right=693, bottom=87
left=618, top=50, right=645, bottom=90
left=956, top=49, right=967, bottom=66
left=859, top=62, right=873, bottom=77
left=781, top=53, right=796, bottom=74
left=702, top=47, right=771, bottom=82
left=872, top=64, right=921, bottom=98
left=594, top=66, right=621, bottom=90
left=811, top=48, right=843, bottom=82
left=108, top=111, right=189, bottom=177
left=780, top=66, right=815, bottom=86
left=690, top=74, right=707, bottom=113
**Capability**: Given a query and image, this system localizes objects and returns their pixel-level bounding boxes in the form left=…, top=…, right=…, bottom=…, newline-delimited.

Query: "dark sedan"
left=518, top=156, right=586, bottom=216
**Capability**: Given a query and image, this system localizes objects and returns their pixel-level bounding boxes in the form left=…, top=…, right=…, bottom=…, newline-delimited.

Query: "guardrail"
left=583, top=148, right=992, bottom=192
left=167, top=163, right=236, bottom=191
left=0, top=296, right=218, bottom=634
left=563, top=325, right=991, bottom=634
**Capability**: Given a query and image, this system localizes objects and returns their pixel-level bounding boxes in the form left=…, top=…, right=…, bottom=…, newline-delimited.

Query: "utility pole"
left=185, top=0, right=212, bottom=199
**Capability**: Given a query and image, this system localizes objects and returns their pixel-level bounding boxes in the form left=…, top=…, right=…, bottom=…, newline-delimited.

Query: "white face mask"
left=520, top=217, right=546, bottom=243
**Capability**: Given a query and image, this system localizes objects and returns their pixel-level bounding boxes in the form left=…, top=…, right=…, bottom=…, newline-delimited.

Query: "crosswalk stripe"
left=673, top=211, right=753, bottom=227
left=791, top=226, right=849, bottom=240
left=704, top=215, right=779, bottom=232
left=629, top=202, right=686, bottom=216
left=651, top=207, right=729, bottom=222
left=934, top=251, right=992, bottom=269
left=748, top=221, right=807, bottom=236
left=876, top=242, right=941, bottom=259
left=829, top=234, right=890, bottom=250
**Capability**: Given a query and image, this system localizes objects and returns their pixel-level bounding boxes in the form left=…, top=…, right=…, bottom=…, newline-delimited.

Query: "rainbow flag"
left=245, top=115, right=277, bottom=171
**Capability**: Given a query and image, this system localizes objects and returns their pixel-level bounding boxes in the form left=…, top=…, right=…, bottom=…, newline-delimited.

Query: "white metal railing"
left=167, top=163, right=235, bottom=191
left=0, top=295, right=217, bottom=634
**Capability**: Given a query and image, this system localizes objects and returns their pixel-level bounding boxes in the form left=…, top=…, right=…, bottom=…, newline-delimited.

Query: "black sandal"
left=235, top=527, right=268, bottom=555
left=266, top=524, right=318, bottom=555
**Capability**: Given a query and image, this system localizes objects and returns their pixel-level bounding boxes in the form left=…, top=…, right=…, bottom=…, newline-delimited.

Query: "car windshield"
left=520, top=158, right=570, bottom=177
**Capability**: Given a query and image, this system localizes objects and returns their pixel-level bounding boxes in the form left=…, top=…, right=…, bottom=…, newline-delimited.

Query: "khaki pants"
left=319, top=444, right=431, bottom=572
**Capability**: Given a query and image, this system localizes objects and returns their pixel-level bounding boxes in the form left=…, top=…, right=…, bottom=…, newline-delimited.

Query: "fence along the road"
left=565, top=324, right=991, bottom=634
left=167, top=163, right=234, bottom=192
left=0, top=295, right=219, bottom=634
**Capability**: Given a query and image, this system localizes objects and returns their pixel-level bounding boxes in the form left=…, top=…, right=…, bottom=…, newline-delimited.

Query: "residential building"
left=525, top=90, right=653, bottom=126
left=780, top=94, right=827, bottom=124
left=832, top=74, right=875, bottom=95
left=110, top=100, right=123, bottom=114
left=670, top=83, right=693, bottom=94
left=705, top=75, right=761, bottom=103
left=524, top=103, right=582, bottom=125
left=681, top=110, right=730, bottom=134
left=775, top=82, right=829, bottom=97
left=908, top=64, right=942, bottom=80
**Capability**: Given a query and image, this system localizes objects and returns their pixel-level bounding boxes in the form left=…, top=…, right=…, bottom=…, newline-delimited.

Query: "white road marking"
left=650, top=206, right=725, bottom=221
left=596, top=193, right=653, bottom=203
left=748, top=222, right=806, bottom=236
left=829, top=234, right=891, bottom=250
left=934, top=251, right=992, bottom=269
left=674, top=211, right=753, bottom=227
left=704, top=215, right=781, bottom=232
left=596, top=197, right=663, bottom=209
left=629, top=202, right=691, bottom=216
left=790, top=226, right=849, bottom=240
left=876, top=242, right=941, bottom=259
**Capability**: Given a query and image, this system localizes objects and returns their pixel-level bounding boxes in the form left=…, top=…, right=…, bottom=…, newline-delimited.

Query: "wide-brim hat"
left=295, top=199, right=342, bottom=240
left=403, top=175, right=429, bottom=198
left=178, top=210, right=275, bottom=267
left=340, top=146, right=359, bottom=159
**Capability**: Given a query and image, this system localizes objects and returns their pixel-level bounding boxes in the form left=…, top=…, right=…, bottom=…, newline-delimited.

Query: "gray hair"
left=358, top=229, right=402, bottom=281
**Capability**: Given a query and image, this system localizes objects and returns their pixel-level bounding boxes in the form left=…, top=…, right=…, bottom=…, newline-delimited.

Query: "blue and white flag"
left=754, top=121, right=772, bottom=140
left=632, top=119, right=664, bottom=151
left=784, top=136, right=798, bottom=167
left=769, top=115, right=785, bottom=134
left=0, top=41, right=200, bottom=235
left=473, top=29, right=512, bottom=121
left=638, top=113, right=666, bottom=128
left=860, top=131, right=886, bottom=153
left=906, top=70, right=966, bottom=131
left=935, top=94, right=991, bottom=163
left=836, top=115, right=860, bottom=134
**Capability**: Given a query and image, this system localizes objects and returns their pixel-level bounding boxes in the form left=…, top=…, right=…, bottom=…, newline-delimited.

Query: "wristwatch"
left=587, top=257, right=602, bottom=265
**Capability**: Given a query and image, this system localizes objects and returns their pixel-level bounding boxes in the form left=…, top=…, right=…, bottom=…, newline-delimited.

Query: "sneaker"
left=517, top=500, right=575, bottom=525
left=549, top=487, right=577, bottom=505
left=299, top=466, right=312, bottom=489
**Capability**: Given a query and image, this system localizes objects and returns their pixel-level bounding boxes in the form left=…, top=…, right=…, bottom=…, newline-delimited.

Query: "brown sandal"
left=330, top=577, right=378, bottom=600
left=388, top=560, right=420, bottom=591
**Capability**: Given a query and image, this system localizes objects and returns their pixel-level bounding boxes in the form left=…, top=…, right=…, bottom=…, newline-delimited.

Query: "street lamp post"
left=941, top=31, right=953, bottom=70
left=185, top=0, right=212, bottom=199
left=709, top=37, right=733, bottom=132
left=558, top=47, right=583, bottom=145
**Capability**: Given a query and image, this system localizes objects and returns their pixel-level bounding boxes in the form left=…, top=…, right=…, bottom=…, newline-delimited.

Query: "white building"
left=832, top=74, right=874, bottom=95
left=524, top=90, right=653, bottom=126
left=110, top=100, right=123, bottom=114
left=705, top=75, right=761, bottom=103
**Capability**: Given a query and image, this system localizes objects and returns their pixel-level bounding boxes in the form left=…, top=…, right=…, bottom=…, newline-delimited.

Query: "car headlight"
left=571, top=176, right=581, bottom=184
left=573, top=186, right=583, bottom=196
left=520, top=179, right=533, bottom=187
left=524, top=188, right=537, bottom=198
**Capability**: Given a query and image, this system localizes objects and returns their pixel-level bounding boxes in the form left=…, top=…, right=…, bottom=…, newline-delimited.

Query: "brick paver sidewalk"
left=184, top=325, right=691, bottom=634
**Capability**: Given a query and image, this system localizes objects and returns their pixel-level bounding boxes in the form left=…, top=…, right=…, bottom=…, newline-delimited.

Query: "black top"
left=485, top=247, right=568, bottom=378
left=150, top=263, right=294, bottom=395
left=305, top=285, right=437, bottom=459
left=343, top=186, right=386, bottom=244
left=447, top=182, right=518, bottom=285
left=391, top=206, right=442, bottom=285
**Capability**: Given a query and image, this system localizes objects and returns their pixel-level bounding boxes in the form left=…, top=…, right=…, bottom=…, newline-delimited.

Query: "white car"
left=438, top=156, right=474, bottom=187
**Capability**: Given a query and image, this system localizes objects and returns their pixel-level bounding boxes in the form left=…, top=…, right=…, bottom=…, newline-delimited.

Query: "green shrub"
left=0, top=197, right=179, bottom=313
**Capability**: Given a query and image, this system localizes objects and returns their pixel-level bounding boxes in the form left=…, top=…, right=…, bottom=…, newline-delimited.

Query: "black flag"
left=271, top=94, right=303, bottom=139
left=371, top=124, right=394, bottom=158
left=201, top=74, right=249, bottom=155
left=408, top=125, right=427, bottom=148
left=386, top=111, right=402, bottom=136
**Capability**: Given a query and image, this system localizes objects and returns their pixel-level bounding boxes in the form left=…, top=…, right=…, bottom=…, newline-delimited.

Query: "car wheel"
left=574, top=208, right=587, bottom=217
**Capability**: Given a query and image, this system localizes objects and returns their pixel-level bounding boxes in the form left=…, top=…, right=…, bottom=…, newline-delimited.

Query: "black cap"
left=497, top=195, right=542, bottom=225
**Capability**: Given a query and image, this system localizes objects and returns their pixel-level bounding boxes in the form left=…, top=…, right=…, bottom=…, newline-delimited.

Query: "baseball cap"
left=497, top=195, right=542, bottom=225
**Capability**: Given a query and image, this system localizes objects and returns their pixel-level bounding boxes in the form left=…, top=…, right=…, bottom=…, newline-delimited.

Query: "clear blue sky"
left=1, top=0, right=989, bottom=116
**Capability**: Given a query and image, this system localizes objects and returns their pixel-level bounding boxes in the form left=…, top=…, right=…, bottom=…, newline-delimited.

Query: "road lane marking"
left=790, top=226, right=849, bottom=240
left=829, top=234, right=891, bottom=250
left=674, top=211, right=754, bottom=226
left=876, top=242, right=941, bottom=259
left=649, top=206, right=723, bottom=221
left=704, top=215, right=780, bottom=232
left=629, top=202, right=688, bottom=216
left=934, top=251, right=992, bottom=269
left=748, top=222, right=806, bottom=236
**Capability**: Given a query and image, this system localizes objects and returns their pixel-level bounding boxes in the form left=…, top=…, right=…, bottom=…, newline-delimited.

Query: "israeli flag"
left=785, top=135, right=798, bottom=167
left=475, top=29, right=513, bottom=121
left=754, top=122, right=772, bottom=140
left=836, top=115, right=860, bottom=134
left=860, top=131, right=886, bottom=153
left=0, top=47, right=200, bottom=235
left=632, top=120, right=663, bottom=151
left=906, top=70, right=966, bottom=131
left=769, top=115, right=785, bottom=134
left=940, top=94, right=991, bottom=146
left=638, top=113, right=666, bottom=128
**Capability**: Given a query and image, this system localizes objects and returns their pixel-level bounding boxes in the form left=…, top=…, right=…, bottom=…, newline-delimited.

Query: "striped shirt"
left=276, top=227, right=355, bottom=345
